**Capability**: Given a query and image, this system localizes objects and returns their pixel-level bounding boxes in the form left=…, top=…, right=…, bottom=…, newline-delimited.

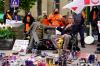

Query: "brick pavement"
left=79, top=41, right=100, bottom=61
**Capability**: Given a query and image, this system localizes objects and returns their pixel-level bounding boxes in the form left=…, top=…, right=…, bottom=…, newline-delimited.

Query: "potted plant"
left=0, top=24, right=15, bottom=50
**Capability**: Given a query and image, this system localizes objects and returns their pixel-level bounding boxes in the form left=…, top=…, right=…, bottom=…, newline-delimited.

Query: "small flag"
left=63, top=0, right=84, bottom=14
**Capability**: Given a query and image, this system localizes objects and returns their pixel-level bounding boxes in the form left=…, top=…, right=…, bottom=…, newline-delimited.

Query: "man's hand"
left=66, top=24, right=72, bottom=29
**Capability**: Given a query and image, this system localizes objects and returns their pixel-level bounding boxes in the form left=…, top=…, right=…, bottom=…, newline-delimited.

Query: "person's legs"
left=96, top=25, right=100, bottom=42
left=27, top=34, right=34, bottom=53
left=62, top=34, right=71, bottom=50
left=79, top=27, right=85, bottom=48
left=51, top=35, right=60, bottom=49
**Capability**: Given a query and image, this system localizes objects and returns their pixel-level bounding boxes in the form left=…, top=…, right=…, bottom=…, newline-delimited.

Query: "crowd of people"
left=40, top=8, right=86, bottom=50
left=3, top=7, right=100, bottom=52
left=3, top=10, right=35, bottom=33
left=3, top=9, right=86, bottom=50
left=40, top=8, right=100, bottom=50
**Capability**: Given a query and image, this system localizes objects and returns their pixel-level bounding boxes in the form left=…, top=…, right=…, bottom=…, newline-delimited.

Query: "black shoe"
left=81, top=45, right=85, bottom=48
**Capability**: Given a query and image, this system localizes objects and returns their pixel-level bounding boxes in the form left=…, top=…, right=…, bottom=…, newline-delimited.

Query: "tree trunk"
left=37, top=0, right=42, bottom=16
left=55, top=0, right=60, bottom=10
left=4, top=0, right=10, bottom=13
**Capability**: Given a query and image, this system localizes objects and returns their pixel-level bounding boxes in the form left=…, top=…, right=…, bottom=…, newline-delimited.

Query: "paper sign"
left=12, top=40, right=29, bottom=52
left=6, top=19, right=22, bottom=24
left=6, top=19, right=23, bottom=27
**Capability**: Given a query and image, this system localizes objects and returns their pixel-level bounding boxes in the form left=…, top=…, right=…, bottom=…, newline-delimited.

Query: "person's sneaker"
left=81, top=45, right=85, bottom=48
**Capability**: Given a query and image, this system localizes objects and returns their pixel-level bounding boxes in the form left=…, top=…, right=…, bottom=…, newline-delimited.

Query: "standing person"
left=73, top=13, right=85, bottom=48
left=3, top=10, right=12, bottom=24
left=90, top=6, right=100, bottom=42
left=90, top=6, right=98, bottom=29
left=13, top=11, right=21, bottom=21
left=96, top=11, right=100, bottom=42
left=48, top=8, right=63, bottom=27
left=23, top=12, right=35, bottom=32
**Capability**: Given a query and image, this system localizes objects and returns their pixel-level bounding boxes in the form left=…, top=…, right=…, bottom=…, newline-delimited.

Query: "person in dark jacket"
left=23, top=12, right=35, bottom=32
left=73, top=13, right=85, bottom=48
left=96, top=11, right=100, bottom=42
left=3, top=10, right=12, bottom=24
left=90, top=6, right=98, bottom=28
left=13, top=11, right=21, bottom=21
left=90, top=6, right=99, bottom=42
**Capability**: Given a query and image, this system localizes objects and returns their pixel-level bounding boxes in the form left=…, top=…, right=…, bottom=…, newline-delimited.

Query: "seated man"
left=51, top=14, right=74, bottom=50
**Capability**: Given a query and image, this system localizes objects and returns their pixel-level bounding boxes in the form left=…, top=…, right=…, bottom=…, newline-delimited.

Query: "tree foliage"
left=19, top=0, right=37, bottom=13
left=0, top=1, right=4, bottom=13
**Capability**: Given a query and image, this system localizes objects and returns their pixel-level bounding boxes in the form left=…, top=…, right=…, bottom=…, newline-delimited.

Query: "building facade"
left=4, top=0, right=71, bottom=18
left=30, top=0, right=71, bottom=18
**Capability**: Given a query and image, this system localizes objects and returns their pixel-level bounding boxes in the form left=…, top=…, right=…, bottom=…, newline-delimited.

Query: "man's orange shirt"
left=25, top=24, right=29, bottom=32
left=25, top=16, right=30, bottom=32
left=42, top=19, right=49, bottom=26
left=48, top=13, right=62, bottom=27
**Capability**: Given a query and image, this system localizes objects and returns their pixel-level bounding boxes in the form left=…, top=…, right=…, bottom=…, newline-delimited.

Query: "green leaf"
left=0, top=1, right=4, bottom=13
left=19, top=0, right=37, bottom=13
left=0, top=28, right=15, bottom=39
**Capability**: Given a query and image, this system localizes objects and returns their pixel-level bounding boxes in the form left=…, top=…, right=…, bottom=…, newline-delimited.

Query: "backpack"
left=37, top=39, right=55, bottom=50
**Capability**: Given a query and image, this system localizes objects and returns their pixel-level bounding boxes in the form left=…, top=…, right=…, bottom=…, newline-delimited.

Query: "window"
left=54, top=0, right=60, bottom=10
